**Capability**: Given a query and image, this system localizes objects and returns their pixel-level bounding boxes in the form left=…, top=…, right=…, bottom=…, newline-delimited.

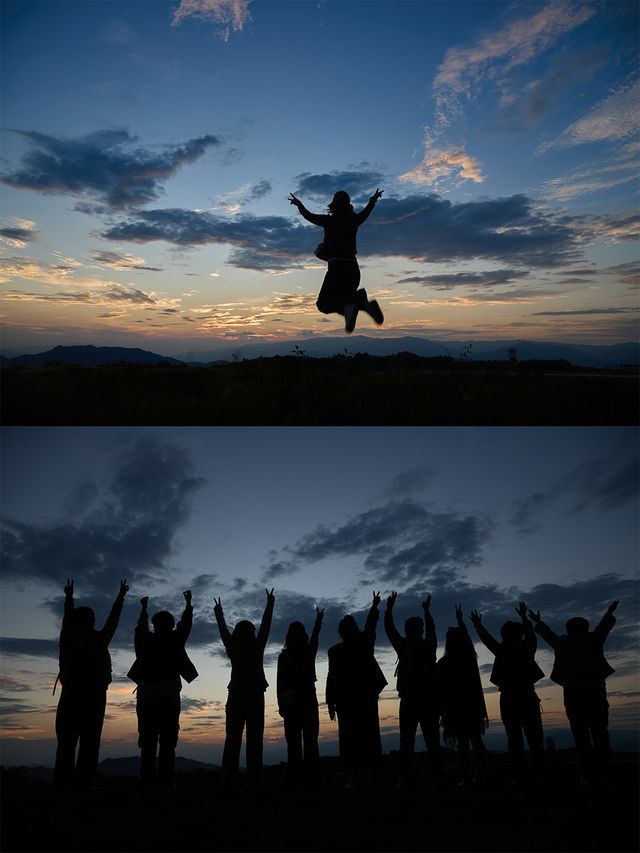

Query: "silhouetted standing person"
left=288, top=188, right=385, bottom=333
left=53, top=578, right=128, bottom=787
left=326, top=591, right=387, bottom=789
left=471, top=602, right=545, bottom=783
left=384, top=591, right=442, bottom=786
left=128, top=590, right=198, bottom=787
left=529, top=601, right=618, bottom=784
left=277, top=607, right=324, bottom=784
left=438, top=605, right=488, bottom=785
left=214, top=588, right=275, bottom=789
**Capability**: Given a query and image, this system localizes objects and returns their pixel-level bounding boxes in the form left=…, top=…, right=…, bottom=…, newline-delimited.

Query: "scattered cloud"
left=293, top=169, right=385, bottom=203
left=399, top=133, right=485, bottom=190
left=99, top=189, right=629, bottom=270
left=171, top=0, right=252, bottom=41
left=398, top=269, right=530, bottom=289
left=262, top=498, right=494, bottom=588
left=511, top=431, right=639, bottom=534
left=0, top=219, right=40, bottom=248
left=536, top=78, right=640, bottom=154
left=1, top=437, right=207, bottom=611
left=89, top=250, right=162, bottom=272
left=1, top=129, right=223, bottom=211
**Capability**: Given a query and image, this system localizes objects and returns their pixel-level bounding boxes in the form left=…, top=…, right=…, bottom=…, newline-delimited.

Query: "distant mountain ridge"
left=2, top=338, right=638, bottom=369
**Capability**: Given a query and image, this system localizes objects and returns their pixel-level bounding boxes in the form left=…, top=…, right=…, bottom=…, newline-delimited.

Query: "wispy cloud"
left=536, top=78, right=640, bottom=154
left=89, top=250, right=162, bottom=272
left=1, top=129, right=223, bottom=212
left=171, top=0, right=252, bottom=41
left=432, top=2, right=597, bottom=126
left=402, top=2, right=597, bottom=190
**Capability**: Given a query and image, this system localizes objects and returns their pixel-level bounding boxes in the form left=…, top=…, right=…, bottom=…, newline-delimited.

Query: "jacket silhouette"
left=214, top=588, right=275, bottom=789
left=277, top=608, right=324, bottom=782
left=128, top=591, right=198, bottom=785
left=384, top=592, right=443, bottom=782
left=326, top=592, right=387, bottom=787
left=530, top=601, right=618, bottom=782
left=471, top=602, right=545, bottom=780
left=53, top=578, right=128, bottom=787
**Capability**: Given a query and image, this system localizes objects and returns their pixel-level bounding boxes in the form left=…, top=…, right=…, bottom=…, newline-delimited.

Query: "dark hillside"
left=2, top=355, right=637, bottom=425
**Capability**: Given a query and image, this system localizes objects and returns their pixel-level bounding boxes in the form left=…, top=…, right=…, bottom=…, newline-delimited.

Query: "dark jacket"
left=297, top=198, right=376, bottom=259
left=384, top=608, right=439, bottom=700
left=326, top=604, right=387, bottom=708
left=127, top=604, right=198, bottom=687
left=535, top=612, right=615, bottom=687
left=277, top=618, right=322, bottom=714
left=58, top=592, right=124, bottom=691
left=437, top=623, right=488, bottom=744
left=215, top=598, right=274, bottom=692
left=475, top=619, right=545, bottom=692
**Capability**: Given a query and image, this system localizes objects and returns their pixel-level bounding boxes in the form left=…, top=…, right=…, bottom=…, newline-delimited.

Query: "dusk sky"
left=1, top=426, right=638, bottom=766
left=1, top=0, right=638, bottom=356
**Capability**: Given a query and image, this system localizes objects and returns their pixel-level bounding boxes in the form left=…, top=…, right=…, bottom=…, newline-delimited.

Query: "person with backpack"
left=128, top=590, right=198, bottom=787
left=288, top=188, right=384, bottom=333
left=528, top=601, right=618, bottom=783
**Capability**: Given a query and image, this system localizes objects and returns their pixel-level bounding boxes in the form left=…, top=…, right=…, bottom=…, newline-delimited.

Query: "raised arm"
left=593, top=600, right=618, bottom=644
left=176, top=589, right=193, bottom=642
left=62, top=578, right=75, bottom=629
left=364, top=590, right=381, bottom=636
left=288, top=193, right=328, bottom=227
left=423, top=594, right=437, bottom=653
left=528, top=608, right=561, bottom=649
left=310, top=606, right=324, bottom=658
left=257, top=588, right=275, bottom=648
left=516, top=600, right=537, bottom=652
left=354, top=188, right=383, bottom=226
left=102, top=579, right=128, bottom=645
left=134, top=596, right=150, bottom=655
left=213, top=597, right=232, bottom=651
left=384, top=591, right=402, bottom=652
left=470, top=609, right=500, bottom=656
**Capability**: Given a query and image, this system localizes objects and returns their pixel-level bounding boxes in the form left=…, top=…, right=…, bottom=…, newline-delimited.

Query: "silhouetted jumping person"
left=214, top=588, right=275, bottom=790
left=326, top=591, right=387, bottom=788
left=128, top=590, right=198, bottom=787
left=384, top=591, right=443, bottom=786
left=288, top=188, right=384, bottom=333
left=529, top=600, right=618, bottom=784
left=438, top=605, right=488, bottom=786
left=277, top=607, right=324, bottom=785
left=53, top=578, right=128, bottom=788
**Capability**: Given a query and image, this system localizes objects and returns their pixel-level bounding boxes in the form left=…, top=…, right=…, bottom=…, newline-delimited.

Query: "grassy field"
left=1, top=752, right=638, bottom=852
left=2, top=356, right=638, bottom=425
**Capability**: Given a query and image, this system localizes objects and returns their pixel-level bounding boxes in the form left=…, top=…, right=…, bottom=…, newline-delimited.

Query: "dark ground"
left=2, top=356, right=638, bottom=425
left=2, top=752, right=638, bottom=853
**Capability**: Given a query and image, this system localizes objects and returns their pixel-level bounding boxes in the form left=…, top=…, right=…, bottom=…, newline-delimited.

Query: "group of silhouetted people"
left=53, top=579, right=619, bottom=792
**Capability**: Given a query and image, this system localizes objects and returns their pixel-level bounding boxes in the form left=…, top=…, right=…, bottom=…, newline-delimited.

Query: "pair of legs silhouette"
left=316, top=260, right=384, bottom=333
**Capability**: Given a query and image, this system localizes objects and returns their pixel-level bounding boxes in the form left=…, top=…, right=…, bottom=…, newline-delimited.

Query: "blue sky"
left=1, top=426, right=638, bottom=765
left=1, top=0, right=638, bottom=355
